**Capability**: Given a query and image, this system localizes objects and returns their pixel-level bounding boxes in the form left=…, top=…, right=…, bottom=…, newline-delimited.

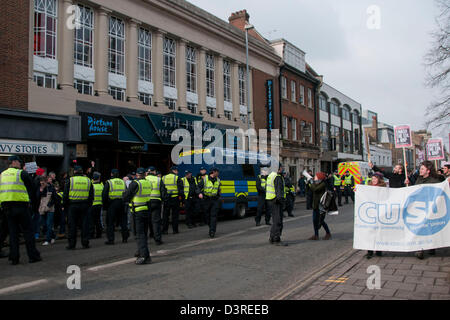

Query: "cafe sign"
left=0, top=139, right=64, bottom=156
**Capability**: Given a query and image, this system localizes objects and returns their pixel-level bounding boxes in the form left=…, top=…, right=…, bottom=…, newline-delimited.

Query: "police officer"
left=123, top=168, right=152, bottom=265
left=266, top=164, right=288, bottom=246
left=162, top=166, right=183, bottom=234
left=197, top=168, right=221, bottom=238
left=332, top=170, right=343, bottom=206
left=89, top=172, right=103, bottom=239
left=255, top=166, right=270, bottom=226
left=343, top=171, right=355, bottom=204
left=146, top=166, right=166, bottom=245
left=63, top=165, right=94, bottom=250
left=283, top=171, right=295, bottom=217
left=103, top=169, right=129, bottom=245
left=0, top=156, right=41, bottom=264
left=182, top=170, right=197, bottom=229
left=195, top=167, right=208, bottom=226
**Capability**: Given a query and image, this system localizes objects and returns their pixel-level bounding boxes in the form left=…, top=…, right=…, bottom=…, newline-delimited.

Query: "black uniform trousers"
left=67, top=202, right=90, bottom=248
left=344, top=186, right=354, bottom=204
left=204, top=197, right=220, bottom=234
left=106, top=199, right=129, bottom=242
left=134, top=210, right=150, bottom=259
left=285, top=194, right=295, bottom=216
left=89, top=205, right=103, bottom=238
left=149, top=200, right=162, bottom=242
left=3, top=204, right=40, bottom=262
left=306, top=190, right=313, bottom=210
left=0, top=207, right=9, bottom=251
left=267, top=199, right=284, bottom=242
left=255, top=194, right=270, bottom=224
left=163, top=197, right=179, bottom=233
left=334, top=187, right=342, bottom=206
left=184, top=198, right=195, bottom=226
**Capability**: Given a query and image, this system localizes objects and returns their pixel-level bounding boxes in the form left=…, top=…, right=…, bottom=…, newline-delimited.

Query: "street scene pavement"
left=1, top=198, right=448, bottom=300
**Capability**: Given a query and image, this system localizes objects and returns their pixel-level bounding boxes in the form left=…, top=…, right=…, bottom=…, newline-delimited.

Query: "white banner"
left=353, top=181, right=450, bottom=252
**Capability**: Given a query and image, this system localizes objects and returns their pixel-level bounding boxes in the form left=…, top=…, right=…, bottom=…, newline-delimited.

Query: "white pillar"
left=177, top=38, right=188, bottom=111
left=59, top=0, right=74, bottom=89
left=197, top=47, right=207, bottom=115
left=126, top=19, right=139, bottom=102
left=95, top=7, right=111, bottom=96
left=231, top=61, right=240, bottom=122
left=153, top=29, right=165, bottom=107
left=216, top=55, right=225, bottom=119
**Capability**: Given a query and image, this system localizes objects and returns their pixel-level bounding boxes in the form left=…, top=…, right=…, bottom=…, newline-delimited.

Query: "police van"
left=338, top=161, right=371, bottom=187
left=176, top=148, right=274, bottom=219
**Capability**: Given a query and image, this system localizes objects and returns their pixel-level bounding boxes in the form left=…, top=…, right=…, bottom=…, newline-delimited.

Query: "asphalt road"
left=0, top=200, right=355, bottom=300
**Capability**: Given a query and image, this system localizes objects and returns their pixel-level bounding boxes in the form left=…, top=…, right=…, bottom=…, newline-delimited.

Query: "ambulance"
left=338, top=161, right=371, bottom=188
left=176, top=148, right=274, bottom=219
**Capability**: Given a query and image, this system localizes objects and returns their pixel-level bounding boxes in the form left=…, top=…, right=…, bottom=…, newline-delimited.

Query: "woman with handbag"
left=38, top=176, right=58, bottom=246
left=307, top=172, right=332, bottom=241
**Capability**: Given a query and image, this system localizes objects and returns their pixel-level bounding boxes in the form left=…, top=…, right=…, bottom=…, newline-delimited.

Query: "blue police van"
left=176, top=148, right=273, bottom=218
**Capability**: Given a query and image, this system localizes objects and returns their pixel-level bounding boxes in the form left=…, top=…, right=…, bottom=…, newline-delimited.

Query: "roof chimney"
left=228, top=9, right=250, bottom=31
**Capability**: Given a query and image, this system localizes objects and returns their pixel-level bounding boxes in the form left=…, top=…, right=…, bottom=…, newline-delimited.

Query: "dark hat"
left=8, top=155, right=22, bottom=162
left=147, top=166, right=156, bottom=172
left=136, top=167, right=146, bottom=174
left=185, top=170, right=192, bottom=174
left=111, top=169, right=119, bottom=174
left=171, top=166, right=178, bottom=171
left=200, top=166, right=206, bottom=171
left=210, top=167, right=219, bottom=173
left=93, top=172, right=101, bottom=180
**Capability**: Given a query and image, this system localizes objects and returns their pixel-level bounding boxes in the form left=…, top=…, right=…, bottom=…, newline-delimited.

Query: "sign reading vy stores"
left=394, top=125, right=412, bottom=148
left=426, top=138, right=445, bottom=161
left=81, top=113, right=118, bottom=141
left=0, top=139, right=63, bottom=156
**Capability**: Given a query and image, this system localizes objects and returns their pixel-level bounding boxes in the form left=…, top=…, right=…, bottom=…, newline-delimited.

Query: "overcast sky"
left=188, top=0, right=449, bottom=150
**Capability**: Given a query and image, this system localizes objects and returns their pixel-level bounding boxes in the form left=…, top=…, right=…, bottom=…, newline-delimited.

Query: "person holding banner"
left=406, top=161, right=445, bottom=260
left=369, top=162, right=406, bottom=188
left=365, top=172, right=385, bottom=259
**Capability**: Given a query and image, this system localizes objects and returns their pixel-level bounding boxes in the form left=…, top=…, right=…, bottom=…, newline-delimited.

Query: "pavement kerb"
left=272, top=248, right=364, bottom=300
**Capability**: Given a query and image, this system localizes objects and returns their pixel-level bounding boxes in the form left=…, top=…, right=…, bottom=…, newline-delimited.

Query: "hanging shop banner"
left=353, top=181, right=450, bottom=252
left=394, top=125, right=412, bottom=148
left=81, top=113, right=118, bottom=141
left=0, top=139, right=64, bottom=156
left=426, top=138, right=445, bottom=161
left=266, top=79, right=274, bottom=131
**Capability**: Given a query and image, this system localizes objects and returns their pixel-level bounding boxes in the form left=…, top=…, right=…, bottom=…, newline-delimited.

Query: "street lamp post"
left=245, top=24, right=254, bottom=130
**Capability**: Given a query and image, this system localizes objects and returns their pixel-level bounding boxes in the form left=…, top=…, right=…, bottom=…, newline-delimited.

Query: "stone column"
left=153, top=29, right=165, bottom=107
left=231, top=61, right=240, bottom=122
left=197, top=47, right=207, bottom=115
left=177, top=38, right=188, bottom=111
left=95, top=7, right=111, bottom=97
left=59, top=0, right=74, bottom=89
left=216, top=55, right=225, bottom=119
left=126, top=19, right=139, bottom=102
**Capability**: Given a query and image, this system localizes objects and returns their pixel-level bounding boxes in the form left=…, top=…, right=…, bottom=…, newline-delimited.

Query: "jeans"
left=313, top=209, right=330, bottom=237
left=40, top=212, right=55, bottom=242
left=32, top=211, right=41, bottom=238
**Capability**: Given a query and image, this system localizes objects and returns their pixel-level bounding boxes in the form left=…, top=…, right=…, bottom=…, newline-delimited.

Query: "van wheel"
left=235, top=204, right=246, bottom=219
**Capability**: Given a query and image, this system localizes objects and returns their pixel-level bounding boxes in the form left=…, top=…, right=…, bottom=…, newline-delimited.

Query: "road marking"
left=325, top=277, right=349, bottom=284
left=0, top=279, right=49, bottom=296
left=86, top=214, right=310, bottom=272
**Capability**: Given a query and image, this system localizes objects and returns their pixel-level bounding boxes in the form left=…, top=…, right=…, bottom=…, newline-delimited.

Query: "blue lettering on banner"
left=266, top=80, right=274, bottom=131
left=403, top=186, right=450, bottom=236
left=87, top=116, right=113, bottom=136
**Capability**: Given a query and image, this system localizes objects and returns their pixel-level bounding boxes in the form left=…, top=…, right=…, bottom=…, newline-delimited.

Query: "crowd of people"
left=1, top=154, right=449, bottom=266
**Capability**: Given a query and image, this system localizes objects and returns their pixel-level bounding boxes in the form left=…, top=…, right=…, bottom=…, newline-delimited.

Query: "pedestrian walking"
left=195, top=167, right=208, bottom=226
left=38, top=176, right=58, bottom=246
left=342, top=171, right=355, bottom=204
left=255, top=166, right=270, bottom=226
left=406, top=161, right=444, bottom=260
left=103, top=169, right=129, bottom=245
left=197, top=168, right=221, bottom=238
left=0, top=156, right=41, bottom=265
left=282, top=171, right=295, bottom=217
left=89, top=172, right=104, bottom=239
left=63, top=166, right=94, bottom=250
left=146, top=166, right=166, bottom=245
left=307, top=172, right=332, bottom=241
left=182, top=170, right=197, bottom=229
left=365, top=172, right=385, bottom=259
left=266, top=164, right=288, bottom=246
left=162, top=166, right=183, bottom=234
left=123, top=168, right=152, bottom=265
